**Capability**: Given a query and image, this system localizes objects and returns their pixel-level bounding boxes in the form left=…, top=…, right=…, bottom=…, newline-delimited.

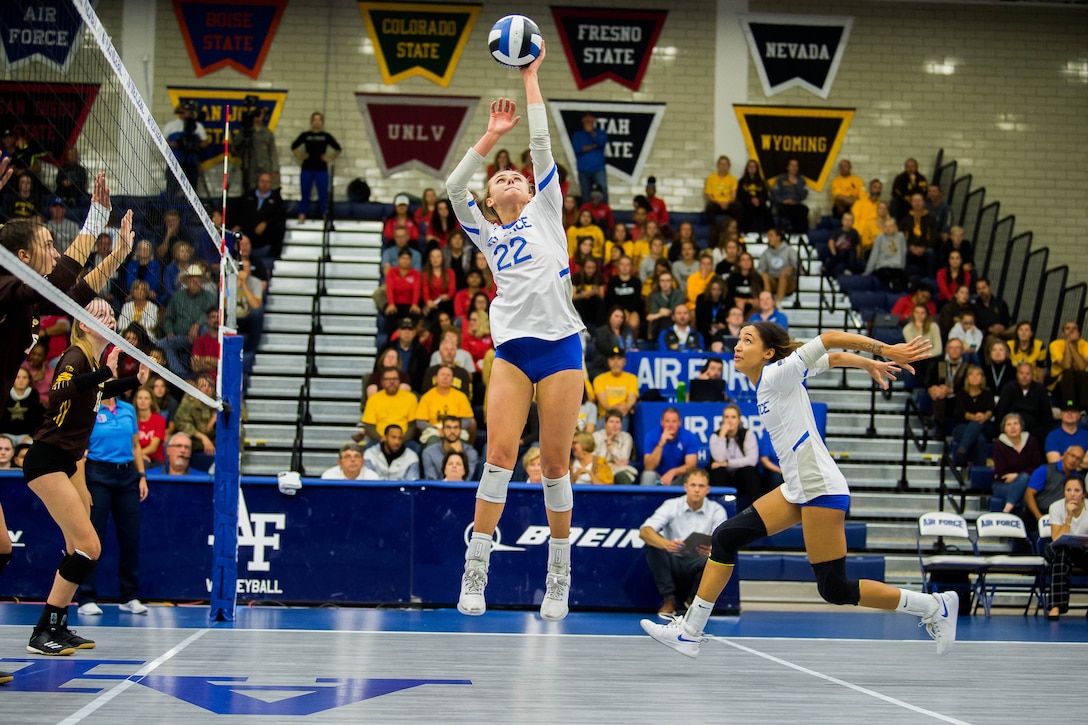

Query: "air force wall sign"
left=739, top=13, right=853, bottom=100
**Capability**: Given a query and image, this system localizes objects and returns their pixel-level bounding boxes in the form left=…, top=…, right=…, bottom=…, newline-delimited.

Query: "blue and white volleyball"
left=488, top=15, right=542, bottom=69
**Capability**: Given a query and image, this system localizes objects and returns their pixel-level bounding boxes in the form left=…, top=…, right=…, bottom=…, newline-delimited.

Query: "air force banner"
left=739, top=14, right=853, bottom=99
left=550, top=7, right=667, bottom=91
left=734, top=105, right=854, bottom=192
left=0, top=0, right=86, bottom=72
left=550, top=100, right=665, bottom=184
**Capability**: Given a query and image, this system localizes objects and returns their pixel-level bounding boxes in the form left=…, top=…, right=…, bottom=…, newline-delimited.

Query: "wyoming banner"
left=733, top=105, right=854, bottom=191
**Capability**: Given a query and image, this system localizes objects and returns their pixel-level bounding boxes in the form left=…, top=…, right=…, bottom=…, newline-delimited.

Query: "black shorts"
left=22, top=441, right=79, bottom=483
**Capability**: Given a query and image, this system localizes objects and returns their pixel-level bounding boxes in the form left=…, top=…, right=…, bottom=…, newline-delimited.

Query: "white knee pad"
left=542, top=474, right=574, bottom=513
left=476, top=464, right=514, bottom=504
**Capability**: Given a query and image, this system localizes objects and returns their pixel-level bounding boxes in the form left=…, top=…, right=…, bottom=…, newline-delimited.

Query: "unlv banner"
left=358, top=2, right=481, bottom=87
left=0, top=82, right=98, bottom=165
left=173, top=0, right=288, bottom=79
left=166, top=86, right=288, bottom=171
left=739, top=14, right=853, bottom=100
left=550, top=100, right=665, bottom=184
left=0, top=0, right=86, bottom=72
left=550, top=7, right=667, bottom=90
left=355, top=94, right=479, bottom=177
left=733, top=105, right=854, bottom=191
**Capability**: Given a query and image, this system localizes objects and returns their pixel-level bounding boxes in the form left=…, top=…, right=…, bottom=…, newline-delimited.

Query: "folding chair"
left=974, top=512, right=1046, bottom=616
left=917, top=512, right=985, bottom=607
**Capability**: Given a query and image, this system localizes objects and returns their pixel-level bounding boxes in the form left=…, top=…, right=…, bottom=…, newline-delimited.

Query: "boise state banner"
left=0, top=81, right=98, bottom=165
left=166, top=86, right=288, bottom=171
left=550, top=6, right=667, bottom=91
left=358, top=2, right=481, bottom=87
left=549, top=100, right=665, bottom=184
left=0, top=0, right=86, bottom=73
left=733, top=105, right=854, bottom=191
left=172, top=0, right=288, bottom=79
left=739, top=13, right=853, bottom=100
left=355, top=93, right=479, bottom=177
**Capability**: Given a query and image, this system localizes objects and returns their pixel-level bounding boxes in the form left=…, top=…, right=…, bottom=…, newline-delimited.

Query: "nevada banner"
left=355, top=94, right=480, bottom=177
left=739, top=14, right=853, bottom=100
left=549, top=100, right=666, bottom=184
left=550, top=7, right=667, bottom=91
left=173, top=0, right=288, bottom=79
left=358, top=2, right=481, bottom=88
left=166, top=86, right=288, bottom=171
left=0, top=82, right=99, bottom=164
left=0, top=0, right=87, bottom=73
left=733, top=105, right=854, bottom=191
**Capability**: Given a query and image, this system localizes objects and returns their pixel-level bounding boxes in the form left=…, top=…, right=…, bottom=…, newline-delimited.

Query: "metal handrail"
left=898, top=396, right=932, bottom=494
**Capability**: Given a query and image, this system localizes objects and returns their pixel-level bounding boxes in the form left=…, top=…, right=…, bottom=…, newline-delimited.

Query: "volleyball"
left=488, top=15, right=542, bottom=69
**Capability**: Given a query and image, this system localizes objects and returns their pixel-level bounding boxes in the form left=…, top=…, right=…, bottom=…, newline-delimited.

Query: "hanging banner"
left=0, top=0, right=86, bottom=73
left=550, top=6, right=667, bottom=90
left=358, top=2, right=481, bottom=87
left=172, top=0, right=288, bottom=79
left=733, top=105, right=854, bottom=191
left=355, top=93, right=479, bottom=177
left=0, top=82, right=98, bottom=165
left=166, top=86, right=288, bottom=171
left=739, top=13, right=853, bottom=100
left=549, top=100, right=665, bottom=184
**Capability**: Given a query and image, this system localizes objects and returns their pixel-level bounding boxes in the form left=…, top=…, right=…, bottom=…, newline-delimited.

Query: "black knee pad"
left=812, top=557, right=860, bottom=606
left=58, top=551, right=97, bottom=585
left=0, top=552, right=10, bottom=577
left=710, top=506, right=768, bottom=565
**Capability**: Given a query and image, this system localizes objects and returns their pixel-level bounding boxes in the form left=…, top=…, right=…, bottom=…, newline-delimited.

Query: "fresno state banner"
left=550, top=7, right=667, bottom=90
left=358, top=2, right=481, bottom=87
left=0, top=0, right=86, bottom=72
left=172, top=0, right=288, bottom=79
left=0, top=82, right=98, bottom=165
left=739, top=13, right=853, bottom=100
left=733, top=105, right=854, bottom=191
left=355, top=94, right=479, bottom=177
left=549, top=100, right=665, bottom=184
left=166, top=86, right=288, bottom=171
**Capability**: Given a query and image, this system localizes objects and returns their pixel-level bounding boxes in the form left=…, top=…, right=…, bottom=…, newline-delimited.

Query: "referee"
left=76, top=393, right=149, bottom=616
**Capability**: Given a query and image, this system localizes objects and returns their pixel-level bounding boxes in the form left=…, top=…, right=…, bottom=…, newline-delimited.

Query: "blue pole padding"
left=210, top=334, right=244, bottom=622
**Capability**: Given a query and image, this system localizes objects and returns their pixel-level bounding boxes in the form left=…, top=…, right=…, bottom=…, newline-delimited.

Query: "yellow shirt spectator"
left=566, top=222, right=606, bottom=258
left=1048, top=336, right=1088, bottom=390
left=361, top=389, right=418, bottom=436
left=851, top=194, right=879, bottom=231
left=604, top=239, right=650, bottom=268
left=414, top=386, right=473, bottom=428
left=832, top=174, right=866, bottom=207
left=704, top=172, right=737, bottom=205
left=592, top=370, right=639, bottom=417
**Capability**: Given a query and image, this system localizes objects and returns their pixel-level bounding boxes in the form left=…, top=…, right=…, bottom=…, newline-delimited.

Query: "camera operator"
left=236, top=101, right=279, bottom=193
left=162, top=102, right=209, bottom=198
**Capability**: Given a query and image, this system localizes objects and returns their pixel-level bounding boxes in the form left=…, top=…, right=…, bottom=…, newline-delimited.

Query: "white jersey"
left=756, top=337, right=850, bottom=504
left=447, top=104, right=584, bottom=347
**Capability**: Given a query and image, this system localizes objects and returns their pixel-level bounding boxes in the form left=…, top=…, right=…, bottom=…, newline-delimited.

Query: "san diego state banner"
left=739, top=14, right=853, bottom=100
left=0, top=82, right=98, bottom=164
left=172, top=0, right=288, bottom=79
left=166, top=86, right=289, bottom=171
left=550, top=7, right=667, bottom=91
left=358, top=2, right=481, bottom=87
left=0, top=0, right=86, bottom=73
left=550, top=100, right=666, bottom=184
left=733, top=105, right=854, bottom=191
left=355, top=94, right=480, bottom=177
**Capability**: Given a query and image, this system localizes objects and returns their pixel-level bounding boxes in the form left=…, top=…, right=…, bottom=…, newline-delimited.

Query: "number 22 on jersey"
left=494, top=235, right=533, bottom=271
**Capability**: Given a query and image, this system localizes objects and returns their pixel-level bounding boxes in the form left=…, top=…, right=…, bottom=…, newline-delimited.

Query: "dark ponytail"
left=745, top=321, right=803, bottom=362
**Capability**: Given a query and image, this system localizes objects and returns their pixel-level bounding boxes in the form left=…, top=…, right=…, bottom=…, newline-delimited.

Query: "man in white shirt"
left=362, top=424, right=420, bottom=480
left=639, top=469, right=727, bottom=616
left=321, top=442, right=366, bottom=480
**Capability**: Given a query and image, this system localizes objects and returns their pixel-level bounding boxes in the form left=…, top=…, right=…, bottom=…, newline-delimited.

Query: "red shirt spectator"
left=936, top=264, right=973, bottom=303
left=891, top=292, right=937, bottom=322
left=138, top=412, right=167, bottom=464
left=386, top=267, right=422, bottom=306
left=423, top=268, right=457, bottom=306
left=578, top=200, right=614, bottom=231
left=382, top=216, right=420, bottom=245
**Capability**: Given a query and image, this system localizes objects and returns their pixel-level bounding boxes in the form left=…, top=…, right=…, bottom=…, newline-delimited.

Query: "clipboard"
left=679, top=532, right=712, bottom=557
left=1052, top=533, right=1088, bottom=549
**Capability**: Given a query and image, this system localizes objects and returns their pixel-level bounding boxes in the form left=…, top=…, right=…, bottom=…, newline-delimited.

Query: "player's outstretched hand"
left=868, top=359, right=905, bottom=390
left=0, top=157, right=12, bottom=191
left=91, top=172, right=111, bottom=210
left=487, top=98, right=521, bottom=137
left=116, top=209, right=135, bottom=258
left=522, top=38, right=546, bottom=74
left=881, top=335, right=932, bottom=366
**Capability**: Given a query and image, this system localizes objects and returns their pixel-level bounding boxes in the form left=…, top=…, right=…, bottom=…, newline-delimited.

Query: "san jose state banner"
left=739, top=13, right=853, bottom=100
left=358, top=2, right=481, bottom=87
left=549, top=100, right=665, bottom=184
left=0, top=82, right=98, bottom=165
left=172, top=0, right=288, bottom=79
left=733, top=105, right=854, bottom=191
left=0, top=0, right=86, bottom=73
left=166, top=86, right=288, bottom=171
left=355, top=94, right=480, bottom=177
left=550, top=7, right=667, bottom=91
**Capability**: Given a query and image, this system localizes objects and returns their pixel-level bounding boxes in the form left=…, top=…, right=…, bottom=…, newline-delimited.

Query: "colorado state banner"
left=358, top=2, right=481, bottom=87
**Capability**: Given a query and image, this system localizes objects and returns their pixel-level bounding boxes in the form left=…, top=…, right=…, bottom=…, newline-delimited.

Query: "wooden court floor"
left=0, top=604, right=1083, bottom=724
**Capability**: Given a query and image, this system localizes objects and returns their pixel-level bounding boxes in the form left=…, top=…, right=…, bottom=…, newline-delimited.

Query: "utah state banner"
left=733, top=105, right=854, bottom=191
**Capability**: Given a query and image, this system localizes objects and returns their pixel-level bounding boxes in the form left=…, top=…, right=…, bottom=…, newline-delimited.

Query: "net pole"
left=209, top=333, right=244, bottom=623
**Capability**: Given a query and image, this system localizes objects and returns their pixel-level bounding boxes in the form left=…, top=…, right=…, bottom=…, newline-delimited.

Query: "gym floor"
left=0, top=602, right=1082, bottom=724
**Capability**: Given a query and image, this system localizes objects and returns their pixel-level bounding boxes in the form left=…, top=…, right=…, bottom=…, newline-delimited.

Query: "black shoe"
left=26, top=627, right=76, bottom=656
left=58, top=626, right=96, bottom=650
left=0, top=670, right=12, bottom=685
left=791, top=298, right=802, bottom=309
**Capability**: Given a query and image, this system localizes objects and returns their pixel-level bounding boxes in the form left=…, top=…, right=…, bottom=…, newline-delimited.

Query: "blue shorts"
left=495, top=333, right=583, bottom=384
left=798, top=494, right=851, bottom=512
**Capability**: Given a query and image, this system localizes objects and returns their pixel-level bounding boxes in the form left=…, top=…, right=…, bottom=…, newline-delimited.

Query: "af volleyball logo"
left=488, top=15, right=542, bottom=69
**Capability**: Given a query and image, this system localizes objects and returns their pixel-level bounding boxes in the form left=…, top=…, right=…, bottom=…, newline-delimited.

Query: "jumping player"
left=642, top=325, right=960, bottom=657
left=23, top=228, right=148, bottom=656
left=447, top=42, right=585, bottom=620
